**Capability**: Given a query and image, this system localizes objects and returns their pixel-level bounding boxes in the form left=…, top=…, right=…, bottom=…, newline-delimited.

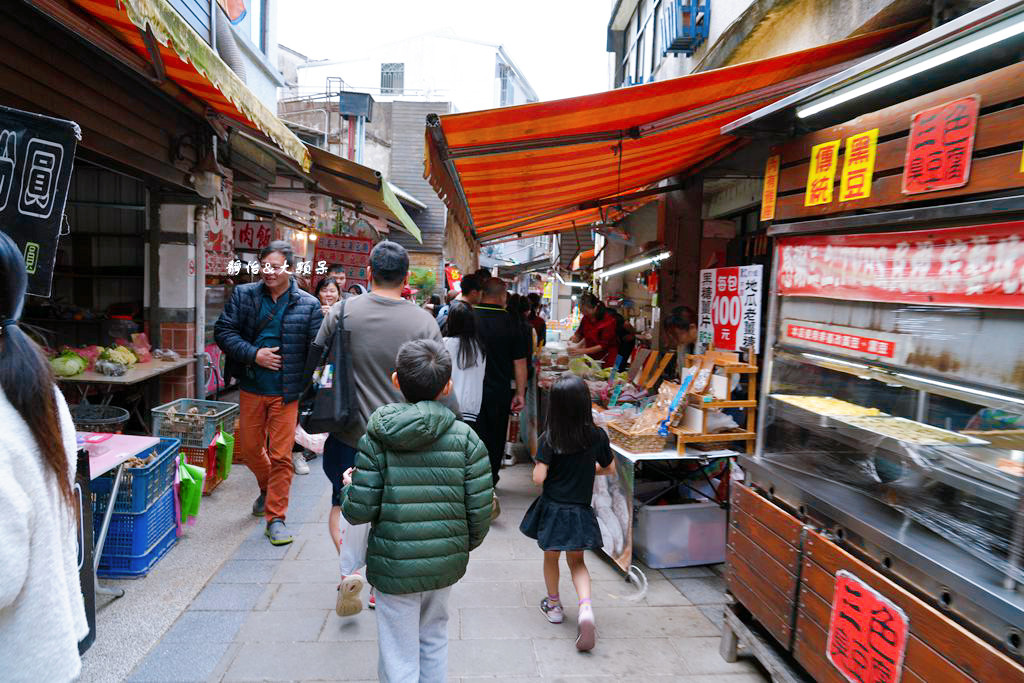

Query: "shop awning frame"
left=425, top=21, right=921, bottom=244
left=70, top=0, right=311, bottom=171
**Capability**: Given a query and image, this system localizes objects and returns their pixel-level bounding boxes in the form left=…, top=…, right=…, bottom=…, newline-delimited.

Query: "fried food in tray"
left=839, top=415, right=981, bottom=445
left=773, top=394, right=884, bottom=416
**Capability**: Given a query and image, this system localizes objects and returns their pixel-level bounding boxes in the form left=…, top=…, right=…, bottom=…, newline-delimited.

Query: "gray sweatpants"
left=375, top=586, right=453, bottom=683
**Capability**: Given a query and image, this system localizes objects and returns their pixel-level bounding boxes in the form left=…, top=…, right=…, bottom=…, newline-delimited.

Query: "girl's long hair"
left=0, top=231, right=73, bottom=511
left=544, top=375, right=595, bottom=454
left=443, top=301, right=485, bottom=370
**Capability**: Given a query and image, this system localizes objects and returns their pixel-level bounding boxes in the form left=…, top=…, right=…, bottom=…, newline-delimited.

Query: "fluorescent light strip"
left=797, top=15, right=1024, bottom=118
left=801, top=352, right=869, bottom=370
left=598, top=251, right=671, bottom=279
left=555, top=272, right=590, bottom=288
left=895, top=372, right=1024, bottom=406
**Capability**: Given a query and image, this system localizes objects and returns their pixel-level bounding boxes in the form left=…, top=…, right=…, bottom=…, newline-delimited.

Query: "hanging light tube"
left=800, top=352, right=869, bottom=370
left=894, top=372, right=1024, bottom=407
left=556, top=272, right=590, bottom=288
left=797, top=12, right=1024, bottom=119
left=598, top=250, right=671, bottom=279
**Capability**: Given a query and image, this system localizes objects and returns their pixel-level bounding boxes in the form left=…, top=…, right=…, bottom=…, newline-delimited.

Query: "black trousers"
left=475, top=389, right=512, bottom=485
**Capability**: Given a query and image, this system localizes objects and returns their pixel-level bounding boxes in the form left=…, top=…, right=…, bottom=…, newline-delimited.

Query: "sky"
left=276, top=0, right=612, bottom=103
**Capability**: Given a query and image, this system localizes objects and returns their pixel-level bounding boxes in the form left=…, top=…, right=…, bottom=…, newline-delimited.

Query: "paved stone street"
left=86, top=460, right=767, bottom=682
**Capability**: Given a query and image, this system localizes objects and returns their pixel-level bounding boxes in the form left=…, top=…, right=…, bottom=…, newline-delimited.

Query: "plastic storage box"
left=92, top=437, right=180, bottom=514
left=95, top=487, right=177, bottom=578
left=151, top=398, right=239, bottom=449
left=632, top=501, right=727, bottom=568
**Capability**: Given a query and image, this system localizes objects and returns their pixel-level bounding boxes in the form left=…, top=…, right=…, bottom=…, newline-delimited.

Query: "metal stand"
left=720, top=599, right=803, bottom=683
left=93, top=463, right=126, bottom=600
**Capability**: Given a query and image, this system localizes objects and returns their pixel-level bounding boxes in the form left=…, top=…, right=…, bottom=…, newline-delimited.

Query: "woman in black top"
left=519, top=375, right=615, bottom=652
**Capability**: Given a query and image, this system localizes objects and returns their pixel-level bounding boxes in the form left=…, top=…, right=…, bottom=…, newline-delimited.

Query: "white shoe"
left=293, top=453, right=310, bottom=475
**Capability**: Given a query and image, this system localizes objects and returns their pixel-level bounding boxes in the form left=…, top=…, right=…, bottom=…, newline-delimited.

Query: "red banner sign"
left=313, top=235, right=374, bottom=288
left=787, top=324, right=895, bottom=357
left=827, top=570, right=909, bottom=683
left=902, top=96, right=978, bottom=195
left=777, top=222, right=1024, bottom=309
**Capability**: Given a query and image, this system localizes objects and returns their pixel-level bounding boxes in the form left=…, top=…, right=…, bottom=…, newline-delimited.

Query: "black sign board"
left=0, top=105, right=79, bottom=297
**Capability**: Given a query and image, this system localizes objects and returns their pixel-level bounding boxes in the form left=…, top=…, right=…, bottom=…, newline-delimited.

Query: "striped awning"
left=425, top=22, right=919, bottom=243
left=72, top=0, right=310, bottom=171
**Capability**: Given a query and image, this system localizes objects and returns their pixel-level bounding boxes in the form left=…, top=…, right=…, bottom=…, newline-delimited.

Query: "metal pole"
left=195, top=205, right=208, bottom=399
left=754, top=242, right=780, bottom=459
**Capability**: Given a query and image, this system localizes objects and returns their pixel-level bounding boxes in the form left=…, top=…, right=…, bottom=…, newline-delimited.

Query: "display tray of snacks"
left=836, top=415, right=989, bottom=446
left=771, top=394, right=885, bottom=416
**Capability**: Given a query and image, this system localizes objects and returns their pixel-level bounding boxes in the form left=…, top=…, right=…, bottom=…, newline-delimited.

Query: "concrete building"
left=277, top=32, right=538, bottom=284
left=599, top=0, right=982, bottom=337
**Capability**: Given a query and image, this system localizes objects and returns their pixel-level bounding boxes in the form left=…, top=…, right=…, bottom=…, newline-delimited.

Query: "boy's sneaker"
left=540, top=597, right=563, bottom=624
left=336, top=574, right=364, bottom=617
left=576, top=608, right=596, bottom=652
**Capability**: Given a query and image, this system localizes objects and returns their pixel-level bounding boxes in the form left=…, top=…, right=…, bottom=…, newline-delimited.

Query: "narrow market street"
left=82, top=456, right=765, bottom=682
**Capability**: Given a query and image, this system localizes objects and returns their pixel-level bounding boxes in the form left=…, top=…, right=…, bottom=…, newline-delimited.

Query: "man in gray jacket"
left=315, top=241, right=458, bottom=599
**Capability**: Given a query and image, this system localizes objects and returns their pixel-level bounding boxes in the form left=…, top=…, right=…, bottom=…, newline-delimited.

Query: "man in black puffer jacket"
left=214, top=240, right=322, bottom=545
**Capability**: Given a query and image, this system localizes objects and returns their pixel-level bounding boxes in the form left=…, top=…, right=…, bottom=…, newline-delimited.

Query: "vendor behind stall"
left=568, top=293, right=618, bottom=369
left=661, top=305, right=698, bottom=378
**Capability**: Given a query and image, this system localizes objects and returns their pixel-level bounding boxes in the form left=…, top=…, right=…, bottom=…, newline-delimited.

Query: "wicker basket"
left=608, top=422, right=672, bottom=454
left=70, top=404, right=130, bottom=433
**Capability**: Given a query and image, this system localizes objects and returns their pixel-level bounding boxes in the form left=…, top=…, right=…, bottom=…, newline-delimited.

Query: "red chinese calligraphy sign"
left=777, top=221, right=1024, bottom=309
left=902, top=96, right=979, bottom=195
left=787, top=324, right=896, bottom=358
left=827, top=570, right=909, bottom=683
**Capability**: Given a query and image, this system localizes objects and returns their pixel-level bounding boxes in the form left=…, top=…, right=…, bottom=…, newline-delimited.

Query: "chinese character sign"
left=233, top=220, right=274, bottom=251
left=805, top=140, right=841, bottom=207
left=839, top=129, right=879, bottom=202
left=696, top=269, right=714, bottom=354
left=0, top=105, right=79, bottom=296
left=697, top=265, right=762, bottom=353
left=826, top=570, right=909, bottom=683
left=313, top=235, right=374, bottom=288
left=777, top=222, right=1024, bottom=309
left=760, top=155, right=780, bottom=221
left=902, top=96, right=979, bottom=195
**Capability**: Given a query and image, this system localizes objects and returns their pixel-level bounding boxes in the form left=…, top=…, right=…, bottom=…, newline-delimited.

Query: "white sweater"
left=0, top=387, right=88, bottom=682
left=442, top=337, right=486, bottom=423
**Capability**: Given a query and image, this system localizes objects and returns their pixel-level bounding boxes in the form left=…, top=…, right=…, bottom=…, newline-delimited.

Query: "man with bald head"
left=473, top=277, right=528, bottom=517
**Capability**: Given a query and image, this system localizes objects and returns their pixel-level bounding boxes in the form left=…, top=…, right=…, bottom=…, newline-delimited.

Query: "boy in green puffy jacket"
left=342, top=338, right=493, bottom=682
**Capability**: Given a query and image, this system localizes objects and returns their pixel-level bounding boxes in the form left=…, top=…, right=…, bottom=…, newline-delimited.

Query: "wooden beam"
left=138, top=25, right=166, bottom=83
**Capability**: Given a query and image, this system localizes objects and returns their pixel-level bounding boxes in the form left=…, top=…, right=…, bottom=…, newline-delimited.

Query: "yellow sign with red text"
left=804, top=140, right=841, bottom=206
left=839, top=129, right=879, bottom=202
left=760, top=155, right=780, bottom=221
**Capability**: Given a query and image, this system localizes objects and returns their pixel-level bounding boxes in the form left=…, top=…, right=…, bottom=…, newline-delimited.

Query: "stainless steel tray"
left=834, top=415, right=990, bottom=446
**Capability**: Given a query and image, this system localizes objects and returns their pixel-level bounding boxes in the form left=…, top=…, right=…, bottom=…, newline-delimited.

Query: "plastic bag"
left=216, top=429, right=234, bottom=480
left=178, top=455, right=204, bottom=525
left=295, top=424, right=328, bottom=455
left=339, top=518, right=369, bottom=576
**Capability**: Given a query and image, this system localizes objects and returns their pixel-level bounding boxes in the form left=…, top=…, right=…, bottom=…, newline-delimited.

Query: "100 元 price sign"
left=697, top=265, right=762, bottom=354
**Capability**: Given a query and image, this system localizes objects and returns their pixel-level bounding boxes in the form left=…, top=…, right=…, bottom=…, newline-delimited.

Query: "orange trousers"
left=237, top=390, right=298, bottom=522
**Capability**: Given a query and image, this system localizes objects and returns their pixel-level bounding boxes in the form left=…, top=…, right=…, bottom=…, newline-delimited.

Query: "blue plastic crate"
left=97, top=526, right=177, bottom=579
left=92, top=437, right=180, bottom=515
left=94, top=486, right=176, bottom=559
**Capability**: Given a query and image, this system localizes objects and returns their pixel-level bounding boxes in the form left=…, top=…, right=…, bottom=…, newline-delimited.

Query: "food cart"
left=717, top=5, right=1024, bottom=679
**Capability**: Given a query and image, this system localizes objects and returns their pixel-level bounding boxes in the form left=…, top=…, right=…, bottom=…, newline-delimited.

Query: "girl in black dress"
left=520, top=375, right=616, bottom=652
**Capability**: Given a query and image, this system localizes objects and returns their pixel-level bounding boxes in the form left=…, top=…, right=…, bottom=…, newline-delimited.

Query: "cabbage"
left=568, top=357, right=591, bottom=377
left=50, top=350, right=88, bottom=377
left=101, top=345, right=137, bottom=366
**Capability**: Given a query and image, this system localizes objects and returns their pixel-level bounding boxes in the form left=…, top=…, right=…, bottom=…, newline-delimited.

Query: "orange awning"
left=72, top=0, right=310, bottom=171
left=425, top=22, right=918, bottom=243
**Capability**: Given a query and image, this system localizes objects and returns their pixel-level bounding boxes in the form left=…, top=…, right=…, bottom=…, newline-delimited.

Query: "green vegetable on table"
left=50, top=350, right=88, bottom=377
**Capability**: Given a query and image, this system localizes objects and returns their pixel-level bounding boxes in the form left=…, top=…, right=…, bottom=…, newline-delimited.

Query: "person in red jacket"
left=568, top=293, right=618, bottom=369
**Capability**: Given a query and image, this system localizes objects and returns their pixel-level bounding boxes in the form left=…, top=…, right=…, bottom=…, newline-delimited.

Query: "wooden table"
left=60, top=358, right=195, bottom=432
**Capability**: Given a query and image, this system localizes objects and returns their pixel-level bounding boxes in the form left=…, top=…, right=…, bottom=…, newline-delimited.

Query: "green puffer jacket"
left=341, top=400, right=493, bottom=595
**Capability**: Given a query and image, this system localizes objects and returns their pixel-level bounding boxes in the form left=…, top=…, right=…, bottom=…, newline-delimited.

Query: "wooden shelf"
left=688, top=397, right=758, bottom=409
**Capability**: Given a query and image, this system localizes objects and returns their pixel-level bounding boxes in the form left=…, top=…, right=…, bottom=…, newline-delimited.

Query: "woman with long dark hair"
left=442, top=302, right=487, bottom=427
left=0, top=231, right=87, bottom=680
left=568, top=293, right=618, bottom=368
